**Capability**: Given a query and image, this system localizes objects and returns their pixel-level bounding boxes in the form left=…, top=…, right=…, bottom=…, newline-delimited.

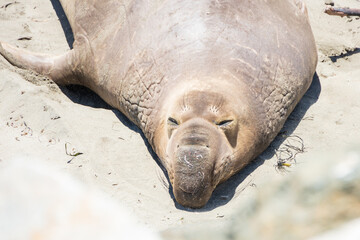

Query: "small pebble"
left=324, top=0, right=334, bottom=6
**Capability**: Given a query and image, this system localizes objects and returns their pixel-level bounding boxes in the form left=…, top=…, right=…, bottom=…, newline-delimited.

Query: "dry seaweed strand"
left=325, top=6, right=360, bottom=17
left=0, top=1, right=18, bottom=9
left=274, top=135, right=305, bottom=173
left=17, top=37, right=32, bottom=41
left=234, top=179, right=255, bottom=199
left=283, top=135, right=305, bottom=156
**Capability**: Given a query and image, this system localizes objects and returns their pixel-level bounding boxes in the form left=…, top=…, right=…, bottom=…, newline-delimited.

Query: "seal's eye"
left=216, top=119, right=233, bottom=127
left=168, top=117, right=179, bottom=126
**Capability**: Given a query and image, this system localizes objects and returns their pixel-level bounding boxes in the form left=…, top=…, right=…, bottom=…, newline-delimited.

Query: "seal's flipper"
left=0, top=41, right=79, bottom=85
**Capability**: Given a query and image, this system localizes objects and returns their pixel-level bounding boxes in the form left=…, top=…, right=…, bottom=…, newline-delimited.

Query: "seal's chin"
left=172, top=145, right=214, bottom=208
left=173, top=184, right=213, bottom=209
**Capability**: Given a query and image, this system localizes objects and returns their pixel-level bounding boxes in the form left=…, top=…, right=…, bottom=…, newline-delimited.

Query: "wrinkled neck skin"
left=152, top=75, right=262, bottom=208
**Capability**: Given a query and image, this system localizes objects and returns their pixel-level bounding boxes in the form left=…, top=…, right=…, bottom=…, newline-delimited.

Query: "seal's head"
left=154, top=78, right=260, bottom=208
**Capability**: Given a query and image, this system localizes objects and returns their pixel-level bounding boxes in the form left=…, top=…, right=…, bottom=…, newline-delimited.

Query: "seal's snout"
left=173, top=145, right=214, bottom=208
left=167, top=118, right=223, bottom=208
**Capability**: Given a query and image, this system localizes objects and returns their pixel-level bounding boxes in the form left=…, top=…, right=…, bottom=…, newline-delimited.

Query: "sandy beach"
left=0, top=0, right=359, bottom=232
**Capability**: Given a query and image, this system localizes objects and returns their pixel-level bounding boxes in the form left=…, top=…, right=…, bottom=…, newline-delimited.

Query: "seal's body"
left=0, top=0, right=317, bottom=208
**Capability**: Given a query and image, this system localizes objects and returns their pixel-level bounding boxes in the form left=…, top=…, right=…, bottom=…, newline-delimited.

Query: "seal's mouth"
left=172, top=145, right=214, bottom=208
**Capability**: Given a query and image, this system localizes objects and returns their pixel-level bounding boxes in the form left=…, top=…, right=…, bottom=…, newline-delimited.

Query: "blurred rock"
left=162, top=148, right=360, bottom=240
left=309, top=218, right=360, bottom=240
left=0, top=158, right=161, bottom=240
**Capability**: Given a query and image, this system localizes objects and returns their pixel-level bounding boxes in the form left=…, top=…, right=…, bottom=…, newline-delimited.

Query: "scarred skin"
left=0, top=0, right=317, bottom=208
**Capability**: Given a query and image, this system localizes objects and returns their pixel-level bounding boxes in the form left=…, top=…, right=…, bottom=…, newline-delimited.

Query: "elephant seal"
left=0, top=0, right=317, bottom=208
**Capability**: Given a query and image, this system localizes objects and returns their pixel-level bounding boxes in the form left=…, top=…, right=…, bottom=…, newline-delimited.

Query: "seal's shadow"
left=51, top=0, right=322, bottom=212
left=50, top=0, right=74, bottom=48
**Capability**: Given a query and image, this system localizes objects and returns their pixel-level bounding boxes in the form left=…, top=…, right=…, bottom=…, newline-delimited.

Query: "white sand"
left=0, top=0, right=359, bottom=231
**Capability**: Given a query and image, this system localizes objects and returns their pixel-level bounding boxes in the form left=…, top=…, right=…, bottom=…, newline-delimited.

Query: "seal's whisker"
left=214, top=95, right=225, bottom=110
left=156, top=169, right=169, bottom=190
